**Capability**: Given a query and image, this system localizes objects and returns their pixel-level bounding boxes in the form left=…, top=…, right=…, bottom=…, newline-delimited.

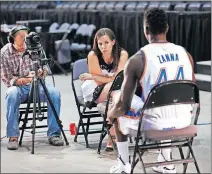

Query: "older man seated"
left=0, top=25, right=64, bottom=150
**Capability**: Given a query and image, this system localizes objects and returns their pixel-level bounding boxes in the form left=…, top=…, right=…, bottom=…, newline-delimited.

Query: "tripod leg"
left=31, top=79, right=38, bottom=154
left=19, top=84, right=34, bottom=146
left=39, top=79, right=69, bottom=145
left=36, top=81, right=42, bottom=116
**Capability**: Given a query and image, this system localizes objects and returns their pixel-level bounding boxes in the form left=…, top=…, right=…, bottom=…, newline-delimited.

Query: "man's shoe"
left=110, top=156, right=131, bottom=173
left=48, top=136, right=64, bottom=146
left=7, top=138, right=18, bottom=150
left=152, top=166, right=176, bottom=173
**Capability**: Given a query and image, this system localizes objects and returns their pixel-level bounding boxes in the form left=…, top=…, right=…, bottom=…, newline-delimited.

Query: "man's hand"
left=26, top=69, right=48, bottom=79
left=38, top=69, right=48, bottom=78
left=26, top=71, right=36, bottom=78
left=79, top=73, right=93, bottom=81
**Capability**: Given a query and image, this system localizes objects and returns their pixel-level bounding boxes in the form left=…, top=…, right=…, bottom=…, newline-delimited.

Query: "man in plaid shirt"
left=1, top=25, right=64, bottom=150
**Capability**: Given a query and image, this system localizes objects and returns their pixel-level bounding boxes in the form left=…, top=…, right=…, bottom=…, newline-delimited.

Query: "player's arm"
left=108, top=51, right=145, bottom=119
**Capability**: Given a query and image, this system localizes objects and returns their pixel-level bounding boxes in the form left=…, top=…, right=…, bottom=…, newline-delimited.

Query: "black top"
left=92, top=48, right=123, bottom=73
left=91, top=49, right=113, bottom=73
left=98, top=54, right=114, bottom=73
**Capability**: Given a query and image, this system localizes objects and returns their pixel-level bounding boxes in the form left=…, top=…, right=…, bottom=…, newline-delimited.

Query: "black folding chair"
left=130, top=80, right=201, bottom=174
left=18, top=102, right=48, bottom=146
left=97, top=70, right=133, bottom=154
left=71, top=59, right=104, bottom=148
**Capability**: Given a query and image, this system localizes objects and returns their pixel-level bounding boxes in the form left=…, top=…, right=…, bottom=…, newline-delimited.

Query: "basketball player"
left=108, top=8, right=195, bottom=173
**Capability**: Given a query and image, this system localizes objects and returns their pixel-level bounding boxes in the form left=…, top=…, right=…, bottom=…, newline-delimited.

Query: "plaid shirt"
left=1, top=43, right=45, bottom=87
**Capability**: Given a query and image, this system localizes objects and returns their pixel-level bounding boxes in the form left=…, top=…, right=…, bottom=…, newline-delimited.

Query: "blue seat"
left=49, top=22, right=60, bottom=33
left=58, top=23, right=71, bottom=32
left=71, top=59, right=103, bottom=148
left=55, top=39, right=72, bottom=64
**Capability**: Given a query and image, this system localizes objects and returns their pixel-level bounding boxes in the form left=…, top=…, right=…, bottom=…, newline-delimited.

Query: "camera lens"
left=33, top=35, right=40, bottom=43
left=24, top=32, right=41, bottom=50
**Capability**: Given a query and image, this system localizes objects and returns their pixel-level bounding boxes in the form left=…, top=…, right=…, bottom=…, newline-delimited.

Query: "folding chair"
left=49, top=23, right=77, bottom=75
left=49, top=22, right=59, bottom=32
left=18, top=101, right=48, bottom=146
left=130, top=80, right=201, bottom=174
left=70, top=24, right=90, bottom=61
left=97, top=70, right=133, bottom=154
left=71, top=59, right=104, bottom=148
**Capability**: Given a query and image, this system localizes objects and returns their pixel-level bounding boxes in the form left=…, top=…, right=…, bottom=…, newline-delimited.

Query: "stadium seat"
left=187, top=2, right=202, bottom=11
left=201, top=2, right=211, bottom=11
left=96, top=1, right=106, bottom=10
left=159, top=2, right=172, bottom=11
left=87, top=1, right=98, bottom=10
left=174, top=2, right=188, bottom=11
left=125, top=2, right=137, bottom=11
left=114, top=2, right=126, bottom=11
left=77, top=2, right=88, bottom=10
left=135, top=2, right=148, bottom=11
left=105, top=1, right=116, bottom=11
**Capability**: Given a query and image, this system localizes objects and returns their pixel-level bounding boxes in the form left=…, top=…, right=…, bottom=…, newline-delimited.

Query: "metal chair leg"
left=97, top=120, right=107, bottom=154
left=188, top=144, right=201, bottom=174
left=74, top=119, right=81, bottom=142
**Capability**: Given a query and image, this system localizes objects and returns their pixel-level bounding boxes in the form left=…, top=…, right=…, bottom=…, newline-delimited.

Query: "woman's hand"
left=79, top=73, right=93, bottom=81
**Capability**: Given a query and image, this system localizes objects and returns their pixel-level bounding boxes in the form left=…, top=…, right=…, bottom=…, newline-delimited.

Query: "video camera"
left=25, top=32, right=42, bottom=51
left=23, top=32, right=48, bottom=65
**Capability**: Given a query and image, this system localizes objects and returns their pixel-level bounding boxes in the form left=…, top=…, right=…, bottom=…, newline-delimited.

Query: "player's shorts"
left=117, top=94, right=193, bottom=135
left=116, top=94, right=144, bottom=135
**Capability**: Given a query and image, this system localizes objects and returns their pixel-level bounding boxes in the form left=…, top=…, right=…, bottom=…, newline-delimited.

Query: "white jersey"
left=139, top=42, right=193, bottom=129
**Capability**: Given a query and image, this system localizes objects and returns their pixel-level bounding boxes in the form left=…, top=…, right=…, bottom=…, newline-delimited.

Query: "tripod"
left=19, top=54, right=69, bottom=154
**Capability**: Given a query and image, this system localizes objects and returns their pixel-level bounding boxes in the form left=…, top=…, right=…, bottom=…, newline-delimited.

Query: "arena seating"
left=1, top=1, right=211, bottom=11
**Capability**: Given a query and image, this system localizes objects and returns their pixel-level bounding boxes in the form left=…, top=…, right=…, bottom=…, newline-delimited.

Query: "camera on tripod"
left=25, top=32, right=42, bottom=51
left=23, top=32, right=48, bottom=65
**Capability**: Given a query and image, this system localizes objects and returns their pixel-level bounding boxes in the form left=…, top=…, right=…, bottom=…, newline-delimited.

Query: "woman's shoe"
left=104, top=146, right=114, bottom=152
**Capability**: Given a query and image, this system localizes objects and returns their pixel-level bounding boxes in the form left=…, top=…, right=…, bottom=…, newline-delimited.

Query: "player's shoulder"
left=172, top=43, right=186, bottom=51
left=128, top=49, right=145, bottom=68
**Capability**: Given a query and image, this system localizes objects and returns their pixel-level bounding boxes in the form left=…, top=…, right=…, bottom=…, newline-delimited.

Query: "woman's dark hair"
left=92, top=28, right=122, bottom=71
left=144, top=8, right=168, bottom=35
